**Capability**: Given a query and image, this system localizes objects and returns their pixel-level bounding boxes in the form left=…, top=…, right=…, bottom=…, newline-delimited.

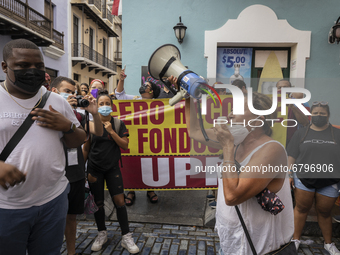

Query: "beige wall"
left=71, top=4, right=122, bottom=93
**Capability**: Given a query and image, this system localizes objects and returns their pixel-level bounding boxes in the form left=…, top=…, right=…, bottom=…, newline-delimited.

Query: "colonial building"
left=71, top=0, right=121, bottom=92
left=0, top=0, right=66, bottom=81
left=123, top=0, right=340, bottom=124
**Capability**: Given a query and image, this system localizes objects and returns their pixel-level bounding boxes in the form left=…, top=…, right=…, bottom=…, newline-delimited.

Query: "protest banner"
left=113, top=95, right=286, bottom=190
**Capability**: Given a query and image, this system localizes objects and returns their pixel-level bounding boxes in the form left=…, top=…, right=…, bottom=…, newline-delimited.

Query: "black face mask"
left=312, top=115, right=328, bottom=127
left=7, top=66, right=45, bottom=93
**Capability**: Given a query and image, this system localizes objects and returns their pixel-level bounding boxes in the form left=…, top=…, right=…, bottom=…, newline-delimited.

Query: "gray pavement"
left=67, top=190, right=340, bottom=255
left=61, top=221, right=340, bottom=255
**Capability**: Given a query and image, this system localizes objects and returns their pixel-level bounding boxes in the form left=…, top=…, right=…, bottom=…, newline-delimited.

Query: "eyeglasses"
left=312, top=101, right=328, bottom=106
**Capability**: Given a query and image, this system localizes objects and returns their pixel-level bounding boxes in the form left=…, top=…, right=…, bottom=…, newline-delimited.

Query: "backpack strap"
left=113, top=117, right=121, bottom=134
left=0, top=91, right=51, bottom=161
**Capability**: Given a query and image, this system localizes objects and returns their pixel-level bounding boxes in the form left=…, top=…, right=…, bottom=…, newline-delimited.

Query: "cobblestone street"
left=61, top=221, right=340, bottom=255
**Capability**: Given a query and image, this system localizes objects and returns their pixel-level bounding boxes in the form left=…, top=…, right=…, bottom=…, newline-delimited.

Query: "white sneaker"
left=324, top=242, right=340, bottom=255
left=291, top=239, right=300, bottom=251
left=121, top=232, right=139, bottom=254
left=91, top=230, right=108, bottom=251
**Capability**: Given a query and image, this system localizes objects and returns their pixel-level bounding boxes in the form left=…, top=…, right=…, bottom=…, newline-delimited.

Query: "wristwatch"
left=63, top=122, right=76, bottom=134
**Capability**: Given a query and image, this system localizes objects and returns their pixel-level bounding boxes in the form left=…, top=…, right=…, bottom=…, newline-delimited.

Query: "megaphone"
left=148, top=44, right=207, bottom=106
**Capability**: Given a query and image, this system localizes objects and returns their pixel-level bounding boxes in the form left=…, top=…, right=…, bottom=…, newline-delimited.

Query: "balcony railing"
left=53, top=29, right=64, bottom=50
left=114, top=51, right=122, bottom=62
left=88, top=0, right=101, bottom=11
left=72, top=43, right=117, bottom=72
left=102, top=8, right=113, bottom=24
left=0, top=0, right=64, bottom=50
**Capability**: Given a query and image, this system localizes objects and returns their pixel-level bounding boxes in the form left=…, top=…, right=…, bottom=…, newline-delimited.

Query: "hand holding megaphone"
left=148, top=44, right=208, bottom=106
left=167, top=76, right=178, bottom=89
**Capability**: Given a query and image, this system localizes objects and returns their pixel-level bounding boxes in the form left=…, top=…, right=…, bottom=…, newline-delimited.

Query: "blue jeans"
left=0, top=184, right=69, bottom=255
left=294, top=174, right=340, bottom=198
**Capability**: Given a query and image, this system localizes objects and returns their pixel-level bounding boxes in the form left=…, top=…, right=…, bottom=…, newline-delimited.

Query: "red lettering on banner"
left=150, top=129, right=162, bottom=153
left=164, top=128, right=177, bottom=153
left=119, top=102, right=132, bottom=125
left=133, top=102, right=148, bottom=125
left=222, top=98, right=232, bottom=117
left=194, top=139, right=206, bottom=153
left=150, top=101, right=164, bottom=125
left=174, top=101, right=186, bottom=124
left=179, top=128, right=190, bottom=153
left=111, top=103, right=118, bottom=116
left=138, top=129, right=148, bottom=153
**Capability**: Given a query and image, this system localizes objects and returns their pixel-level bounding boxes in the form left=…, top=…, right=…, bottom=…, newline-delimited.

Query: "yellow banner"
left=111, top=95, right=287, bottom=157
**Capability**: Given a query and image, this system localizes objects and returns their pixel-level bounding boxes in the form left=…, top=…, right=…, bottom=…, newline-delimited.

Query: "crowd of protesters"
left=1, top=39, right=340, bottom=255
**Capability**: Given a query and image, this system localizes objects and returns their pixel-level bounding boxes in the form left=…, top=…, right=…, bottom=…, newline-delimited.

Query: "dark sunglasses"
left=312, top=101, right=328, bottom=106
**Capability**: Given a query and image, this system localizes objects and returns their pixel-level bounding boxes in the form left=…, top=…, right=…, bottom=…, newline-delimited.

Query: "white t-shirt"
left=0, top=85, right=80, bottom=209
left=215, top=140, right=294, bottom=255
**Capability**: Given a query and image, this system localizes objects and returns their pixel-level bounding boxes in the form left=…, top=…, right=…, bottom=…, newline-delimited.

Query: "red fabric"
left=120, top=155, right=218, bottom=190
left=73, top=110, right=83, bottom=123
left=111, top=0, right=120, bottom=16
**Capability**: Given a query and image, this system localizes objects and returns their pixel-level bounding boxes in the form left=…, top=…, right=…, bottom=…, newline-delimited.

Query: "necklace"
left=3, top=81, right=43, bottom=110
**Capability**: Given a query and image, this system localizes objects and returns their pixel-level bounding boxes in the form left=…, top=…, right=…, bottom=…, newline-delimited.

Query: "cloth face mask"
left=7, top=66, right=45, bottom=93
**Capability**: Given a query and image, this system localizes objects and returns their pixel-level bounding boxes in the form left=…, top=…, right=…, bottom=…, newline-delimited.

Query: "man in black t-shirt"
left=51, top=76, right=103, bottom=255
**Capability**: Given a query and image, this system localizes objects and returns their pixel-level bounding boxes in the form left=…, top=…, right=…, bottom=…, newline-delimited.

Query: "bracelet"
left=223, top=160, right=235, bottom=164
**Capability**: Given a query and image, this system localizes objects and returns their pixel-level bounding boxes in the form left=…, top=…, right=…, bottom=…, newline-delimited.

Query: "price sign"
left=216, top=48, right=253, bottom=86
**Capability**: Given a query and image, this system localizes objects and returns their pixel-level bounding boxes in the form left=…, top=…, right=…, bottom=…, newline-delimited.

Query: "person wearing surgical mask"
left=50, top=76, right=103, bottom=255
left=287, top=102, right=340, bottom=254
left=82, top=90, right=139, bottom=254
left=173, top=71, right=295, bottom=255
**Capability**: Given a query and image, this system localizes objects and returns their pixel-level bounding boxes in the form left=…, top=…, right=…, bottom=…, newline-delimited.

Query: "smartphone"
left=123, top=65, right=127, bottom=77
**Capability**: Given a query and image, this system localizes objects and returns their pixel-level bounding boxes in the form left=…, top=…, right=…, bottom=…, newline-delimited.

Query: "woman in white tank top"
left=183, top=91, right=295, bottom=255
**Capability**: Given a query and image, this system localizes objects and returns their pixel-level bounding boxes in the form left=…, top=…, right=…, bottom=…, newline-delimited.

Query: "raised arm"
left=116, top=69, right=126, bottom=93
left=83, top=95, right=103, bottom=136
left=185, top=97, right=221, bottom=149
left=168, top=75, right=221, bottom=149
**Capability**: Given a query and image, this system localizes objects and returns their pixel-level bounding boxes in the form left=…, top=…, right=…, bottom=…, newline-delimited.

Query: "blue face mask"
left=60, top=92, right=71, bottom=101
left=98, top=106, right=112, bottom=116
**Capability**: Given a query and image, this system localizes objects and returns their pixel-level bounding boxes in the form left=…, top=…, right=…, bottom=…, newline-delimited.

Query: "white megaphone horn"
left=148, top=44, right=208, bottom=106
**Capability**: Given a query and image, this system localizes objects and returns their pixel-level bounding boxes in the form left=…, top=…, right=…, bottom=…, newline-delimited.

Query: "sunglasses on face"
left=312, top=101, right=328, bottom=106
